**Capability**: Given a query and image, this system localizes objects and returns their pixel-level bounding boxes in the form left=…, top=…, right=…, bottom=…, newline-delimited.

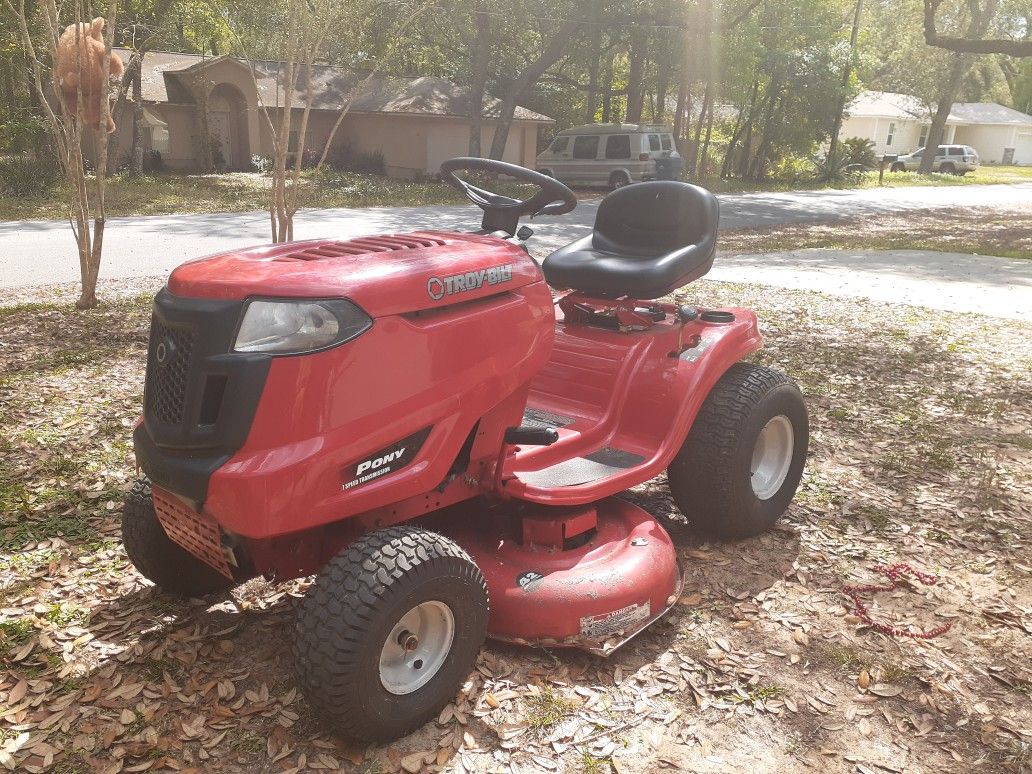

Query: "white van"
left=536, top=123, right=680, bottom=189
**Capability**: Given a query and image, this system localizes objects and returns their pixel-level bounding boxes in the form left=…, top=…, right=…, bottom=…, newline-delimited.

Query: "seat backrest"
left=592, top=181, right=719, bottom=259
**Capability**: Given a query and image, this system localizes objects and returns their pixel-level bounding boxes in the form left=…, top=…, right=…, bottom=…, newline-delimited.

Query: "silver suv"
left=890, top=145, right=980, bottom=175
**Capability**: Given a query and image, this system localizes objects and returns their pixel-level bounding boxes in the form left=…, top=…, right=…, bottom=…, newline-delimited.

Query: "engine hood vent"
left=275, top=234, right=447, bottom=261
left=167, top=230, right=544, bottom=318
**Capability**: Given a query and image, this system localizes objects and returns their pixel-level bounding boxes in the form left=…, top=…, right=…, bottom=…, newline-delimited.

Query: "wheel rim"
left=750, top=415, right=794, bottom=500
left=378, top=600, right=455, bottom=695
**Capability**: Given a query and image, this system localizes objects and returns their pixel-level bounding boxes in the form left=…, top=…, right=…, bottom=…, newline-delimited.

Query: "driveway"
left=2, top=183, right=1030, bottom=288
left=711, top=248, right=1032, bottom=321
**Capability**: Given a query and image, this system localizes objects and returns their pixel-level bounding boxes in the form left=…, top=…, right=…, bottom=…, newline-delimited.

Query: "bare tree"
left=923, top=0, right=1028, bottom=56
left=222, top=0, right=428, bottom=242
left=5, top=0, right=120, bottom=309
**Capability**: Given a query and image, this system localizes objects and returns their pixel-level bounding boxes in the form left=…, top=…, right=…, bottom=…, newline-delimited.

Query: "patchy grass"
left=3, top=165, right=1031, bottom=222
left=876, top=164, right=1032, bottom=187
left=524, top=687, right=579, bottom=729
left=721, top=204, right=1032, bottom=259
left=0, top=277, right=1029, bottom=772
left=0, top=170, right=558, bottom=222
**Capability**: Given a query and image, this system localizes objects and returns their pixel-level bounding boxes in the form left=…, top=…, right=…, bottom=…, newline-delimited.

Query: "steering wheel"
left=439, top=157, right=577, bottom=233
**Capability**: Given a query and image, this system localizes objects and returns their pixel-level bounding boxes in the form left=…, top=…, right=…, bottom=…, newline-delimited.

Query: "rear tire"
left=667, top=363, right=808, bottom=539
left=940, top=162, right=956, bottom=175
left=609, top=171, right=631, bottom=190
left=121, top=478, right=234, bottom=597
left=293, top=526, right=488, bottom=742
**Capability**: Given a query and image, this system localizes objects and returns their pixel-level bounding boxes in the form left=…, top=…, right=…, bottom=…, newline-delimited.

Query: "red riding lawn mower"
left=123, top=158, right=808, bottom=742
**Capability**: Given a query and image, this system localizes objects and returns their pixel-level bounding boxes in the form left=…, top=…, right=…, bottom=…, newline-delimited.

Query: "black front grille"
left=136, top=288, right=271, bottom=502
left=146, top=319, right=196, bottom=426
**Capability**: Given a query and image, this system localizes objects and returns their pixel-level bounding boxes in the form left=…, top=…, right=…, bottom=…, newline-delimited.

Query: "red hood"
left=166, top=230, right=542, bottom=318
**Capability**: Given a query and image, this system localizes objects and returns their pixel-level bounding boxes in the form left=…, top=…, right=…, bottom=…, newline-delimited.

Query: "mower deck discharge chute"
left=123, top=157, right=809, bottom=742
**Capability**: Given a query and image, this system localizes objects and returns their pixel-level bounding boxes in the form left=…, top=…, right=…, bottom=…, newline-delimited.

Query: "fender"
left=502, top=308, right=762, bottom=505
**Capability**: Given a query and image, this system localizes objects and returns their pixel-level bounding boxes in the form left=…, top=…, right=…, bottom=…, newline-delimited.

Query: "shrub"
left=143, top=150, right=164, bottom=173
left=0, top=116, right=49, bottom=156
left=325, top=144, right=386, bottom=175
left=842, top=137, right=877, bottom=168
left=251, top=154, right=272, bottom=174
left=767, top=154, right=813, bottom=184
left=811, top=151, right=864, bottom=185
left=0, top=154, right=62, bottom=197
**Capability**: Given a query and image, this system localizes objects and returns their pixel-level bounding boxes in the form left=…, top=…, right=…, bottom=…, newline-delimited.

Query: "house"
left=104, top=50, right=554, bottom=178
left=840, top=90, right=1032, bottom=165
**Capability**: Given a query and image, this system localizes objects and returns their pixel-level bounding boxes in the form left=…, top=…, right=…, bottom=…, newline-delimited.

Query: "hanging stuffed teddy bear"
left=54, top=17, right=124, bottom=133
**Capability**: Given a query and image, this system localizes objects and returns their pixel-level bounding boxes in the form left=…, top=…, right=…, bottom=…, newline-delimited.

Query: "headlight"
left=234, top=299, right=372, bottom=354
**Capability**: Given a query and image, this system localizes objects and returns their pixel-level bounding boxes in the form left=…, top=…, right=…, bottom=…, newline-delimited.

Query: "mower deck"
left=439, top=497, right=684, bottom=655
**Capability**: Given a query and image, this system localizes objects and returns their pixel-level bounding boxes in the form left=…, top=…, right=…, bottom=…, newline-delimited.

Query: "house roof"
left=846, top=91, right=930, bottom=120
left=114, top=49, right=553, bottom=123
left=947, top=102, right=1032, bottom=125
left=847, top=90, right=1032, bottom=126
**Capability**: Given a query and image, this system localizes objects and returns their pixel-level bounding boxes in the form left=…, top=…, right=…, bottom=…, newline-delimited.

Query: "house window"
left=919, top=125, right=929, bottom=148
left=572, top=135, right=599, bottom=159
left=886, top=122, right=896, bottom=146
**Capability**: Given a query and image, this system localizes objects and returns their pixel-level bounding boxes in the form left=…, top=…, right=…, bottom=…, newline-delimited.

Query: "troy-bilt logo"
left=342, top=427, right=431, bottom=491
left=427, top=263, right=513, bottom=301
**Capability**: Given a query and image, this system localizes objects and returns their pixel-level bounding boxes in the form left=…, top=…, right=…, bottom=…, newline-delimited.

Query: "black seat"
left=542, top=181, right=719, bottom=299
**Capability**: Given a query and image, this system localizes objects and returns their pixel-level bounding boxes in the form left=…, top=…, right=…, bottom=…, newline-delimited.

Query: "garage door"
left=1014, top=131, right=1032, bottom=165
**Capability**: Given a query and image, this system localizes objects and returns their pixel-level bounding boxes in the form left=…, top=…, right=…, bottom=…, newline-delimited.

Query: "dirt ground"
left=718, top=205, right=1032, bottom=260
left=1, top=276, right=1030, bottom=774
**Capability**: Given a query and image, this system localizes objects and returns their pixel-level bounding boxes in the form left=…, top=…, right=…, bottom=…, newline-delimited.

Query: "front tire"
left=121, top=478, right=234, bottom=597
left=668, top=363, right=808, bottom=538
left=293, top=527, right=488, bottom=742
left=890, top=162, right=905, bottom=173
left=939, top=162, right=957, bottom=175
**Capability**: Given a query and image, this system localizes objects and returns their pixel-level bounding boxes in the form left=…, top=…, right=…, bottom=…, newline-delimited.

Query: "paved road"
left=1, top=183, right=1030, bottom=288
left=711, top=248, right=1032, bottom=321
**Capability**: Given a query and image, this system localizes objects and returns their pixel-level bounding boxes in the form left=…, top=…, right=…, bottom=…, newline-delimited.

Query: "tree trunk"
left=737, top=80, right=769, bottom=179
left=698, top=98, right=715, bottom=176
left=488, top=20, right=579, bottom=159
left=828, top=0, right=863, bottom=160
left=673, top=79, right=688, bottom=141
left=130, top=57, right=143, bottom=176
left=721, top=78, right=757, bottom=178
left=601, top=56, right=613, bottom=122
left=688, top=77, right=712, bottom=176
left=919, top=0, right=994, bottom=173
left=749, top=90, right=783, bottom=180
left=918, top=53, right=967, bottom=173
left=583, top=1, right=602, bottom=123
left=467, top=10, right=491, bottom=156
left=625, top=27, right=647, bottom=124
